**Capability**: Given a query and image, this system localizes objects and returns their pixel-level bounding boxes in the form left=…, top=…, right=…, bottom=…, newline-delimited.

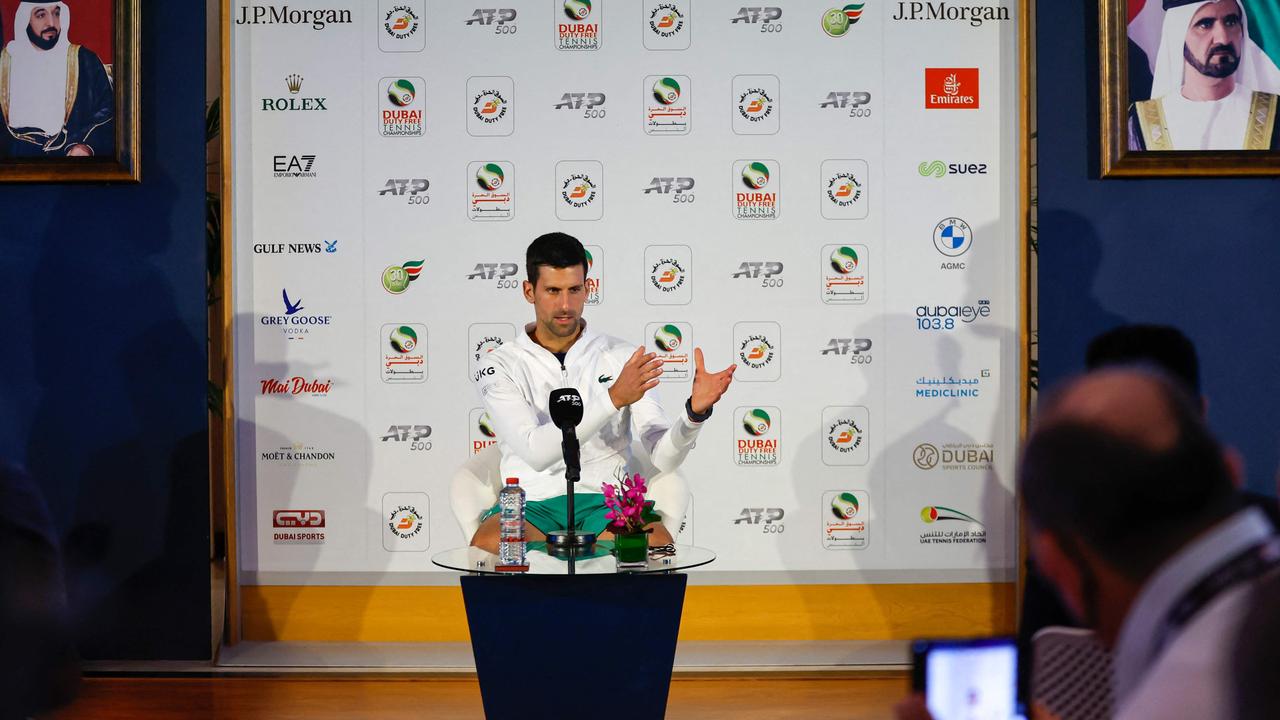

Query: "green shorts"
left=481, top=492, right=614, bottom=536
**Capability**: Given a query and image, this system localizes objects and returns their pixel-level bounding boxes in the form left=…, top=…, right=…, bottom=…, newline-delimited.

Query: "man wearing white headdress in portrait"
left=1129, top=0, right=1280, bottom=151
left=1, top=1, right=114, bottom=157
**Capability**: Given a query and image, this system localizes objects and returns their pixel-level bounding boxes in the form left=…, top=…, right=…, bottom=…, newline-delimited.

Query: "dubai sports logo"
left=827, top=418, right=864, bottom=453
left=387, top=79, right=415, bottom=106
left=653, top=77, right=681, bottom=105
left=382, top=260, right=424, bottom=294
left=742, top=408, right=771, bottom=436
left=920, top=506, right=982, bottom=526
left=561, top=173, right=599, bottom=208
left=821, top=3, right=864, bottom=37
left=649, top=258, right=686, bottom=292
left=654, top=324, right=683, bottom=351
left=477, top=164, right=505, bottom=190
left=826, top=172, right=863, bottom=207
left=831, top=492, right=860, bottom=519
left=742, top=162, right=770, bottom=189
left=830, top=246, right=859, bottom=273
left=565, top=0, right=591, bottom=20
left=389, top=326, right=418, bottom=353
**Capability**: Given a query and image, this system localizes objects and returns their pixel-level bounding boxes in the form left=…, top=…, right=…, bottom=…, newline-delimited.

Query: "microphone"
left=548, top=388, right=583, bottom=484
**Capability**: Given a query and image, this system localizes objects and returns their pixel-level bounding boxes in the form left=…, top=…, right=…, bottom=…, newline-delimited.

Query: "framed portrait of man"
left=0, top=0, right=139, bottom=182
left=1101, top=0, right=1280, bottom=176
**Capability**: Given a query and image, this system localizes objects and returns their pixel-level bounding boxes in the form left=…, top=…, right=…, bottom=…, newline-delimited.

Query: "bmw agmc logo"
left=933, top=217, right=972, bottom=257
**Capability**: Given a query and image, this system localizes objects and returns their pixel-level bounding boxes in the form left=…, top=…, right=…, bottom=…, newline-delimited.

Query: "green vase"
left=614, top=531, right=649, bottom=568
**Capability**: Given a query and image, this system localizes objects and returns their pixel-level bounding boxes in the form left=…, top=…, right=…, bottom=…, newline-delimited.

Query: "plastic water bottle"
left=498, top=477, right=527, bottom=568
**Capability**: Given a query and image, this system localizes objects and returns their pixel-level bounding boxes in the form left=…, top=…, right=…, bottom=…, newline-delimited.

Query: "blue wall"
left=1038, top=1, right=1280, bottom=493
left=0, top=2, right=210, bottom=659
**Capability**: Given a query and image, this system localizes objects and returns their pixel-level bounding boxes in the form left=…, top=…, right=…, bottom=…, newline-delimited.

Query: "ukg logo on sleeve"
left=732, top=160, right=780, bottom=220
left=468, top=161, right=515, bottom=221
left=821, top=244, right=869, bottom=304
left=381, top=324, right=427, bottom=384
left=734, top=322, right=781, bottom=382
left=734, top=406, right=780, bottom=466
left=823, top=491, right=869, bottom=549
left=732, top=75, right=780, bottom=134
left=646, top=322, right=693, bottom=381
left=822, top=406, right=870, bottom=466
left=585, top=245, right=604, bottom=305
left=382, top=493, right=429, bottom=551
left=379, top=78, right=424, bottom=136
left=557, top=0, right=602, bottom=49
left=644, top=245, right=693, bottom=305
left=467, top=76, right=514, bottom=136
left=643, top=76, right=692, bottom=135
left=379, top=0, right=425, bottom=51
left=556, top=161, right=604, bottom=221
left=644, top=0, right=691, bottom=49
left=820, top=160, right=868, bottom=219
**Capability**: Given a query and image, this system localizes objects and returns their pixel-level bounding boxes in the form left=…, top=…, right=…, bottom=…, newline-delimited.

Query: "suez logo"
left=235, top=5, right=352, bottom=29
left=642, top=176, right=695, bottom=204
left=819, top=90, right=871, bottom=117
left=731, top=260, right=783, bottom=288
left=258, top=288, right=332, bottom=341
left=465, top=7, right=518, bottom=34
left=383, top=493, right=429, bottom=551
left=730, top=6, right=783, bottom=32
left=913, top=441, right=995, bottom=471
left=918, top=161, right=988, bottom=177
left=644, top=75, right=691, bottom=135
left=272, top=509, right=325, bottom=544
left=378, top=178, right=430, bottom=205
left=381, top=424, right=433, bottom=451
left=553, top=91, right=607, bottom=119
left=261, top=74, right=326, bottom=112
left=380, top=78, right=424, bottom=137
left=925, top=68, right=979, bottom=109
left=252, top=240, right=338, bottom=255
left=272, top=155, right=316, bottom=179
left=734, top=406, right=780, bottom=466
left=919, top=505, right=986, bottom=545
left=644, top=0, right=690, bottom=50
left=915, top=300, right=992, bottom=331
left=466, top=262, right=520, bottom=289
left=259, top=377, right=333, bottom=397
left=732, top=160, right=779, bottom=220
left=557, top=0, right=602, bottom=51
left=820, top=337, right=873, bottom=364
left=733, top=507, right=785, bottom=533
left=892, top=2, right=1011, bottom=27
left=380, top=1, right=424, bottom=52
left=381, top=324, right=427, bottom=384
left=823, top=491, right=869, bottom=550
left=468, top=323, right=515, bottom=383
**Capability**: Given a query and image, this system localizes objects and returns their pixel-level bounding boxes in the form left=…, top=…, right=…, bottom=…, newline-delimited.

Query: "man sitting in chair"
left=470, top=232, right=735, bottom=553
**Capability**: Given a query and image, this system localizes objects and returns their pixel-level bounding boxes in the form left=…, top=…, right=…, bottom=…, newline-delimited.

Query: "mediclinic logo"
left=466, top=76, right=514, bottom=136
left=644, top=244, right=693, bottom=305
left=646, top=322, right=693, bottom=381
left=732, top=160, right=780, bottom=220
left=734, top=406, right=780, bottom=466
left=468, top=323, right=515, bottom=383
left=821, top=244, right=869, bottom=304
left=643, top=75, right=692, bottom=135
left=822, top=406, right=870, bottom=466
left=379, top=77, right=424, bottom=136
left=933, top=217, right=973, bottom=262
left=821, top=3, right=865, bottom=37
left=555, top=160, right=604, bottom=221
left=585, top=244, right=604, bottom=305
left=382, top=493, right=430, bottom=551
left=734, top=321, right=781, bottom=382
left=382, top=259, right=425, bottom=294
left=823, top=490, right=869, bottom=549
left=820, top=159, right=869, bottom=220
left=643, top=0, right=691, bottom=50
left=379, top=0, right=425, bottom=52
left=919, top=505, right=986, bottom=545
left=381, top=323, right=427, bottom=383
left=732, top=74, right=780, bottom=134
left=557, top=0, right=602, bottom=50
left=469, top=408, right=500, bottom=454
left=468, top=161, right=515, bottom=221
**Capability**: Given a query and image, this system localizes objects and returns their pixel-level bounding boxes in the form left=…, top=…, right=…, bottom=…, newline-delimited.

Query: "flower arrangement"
left=602, top=473, right=661, bottom=535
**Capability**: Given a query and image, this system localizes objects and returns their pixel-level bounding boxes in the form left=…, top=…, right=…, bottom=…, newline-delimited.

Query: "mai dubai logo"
left=821, top=3, right=865, bottom=37
left=382, top=260, right=425, bottom=294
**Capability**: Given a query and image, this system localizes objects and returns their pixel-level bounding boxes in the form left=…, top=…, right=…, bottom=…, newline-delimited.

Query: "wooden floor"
left=47, top=675, right=908, bottom=719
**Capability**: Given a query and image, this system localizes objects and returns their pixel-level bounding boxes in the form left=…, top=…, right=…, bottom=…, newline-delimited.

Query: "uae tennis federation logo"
left=825, top=172, right=863, bottom=207
left=382, top=324, right=427, bottom=383
left=471, top=88, right=509, bottom=124
left=737, top=87, right=775, bottom=123
left=649, top=258, right=687, bottom=293
left=921, top=506, right=981, bottom=524
left=648, top=3, right=685, bottom=37
left=654, top=324, right=683, bottom=351
left=734, top=160, right=779, bottom=220
left=919, top=506, right=986, bottom=544
left=561, top=173, right=599, bottom=208
left=735, top=406, right=779, bottom=466
left=382, top=260, right=425, bottom=294
left=933, top=217, right=972, bottom=257
left=558, top=0, right=601, bottom=50
left=821, top=3, right=864, bottom=37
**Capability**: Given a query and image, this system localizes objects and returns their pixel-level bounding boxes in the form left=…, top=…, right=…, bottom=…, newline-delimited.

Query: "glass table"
left=431, top=541, right=716, bottom=575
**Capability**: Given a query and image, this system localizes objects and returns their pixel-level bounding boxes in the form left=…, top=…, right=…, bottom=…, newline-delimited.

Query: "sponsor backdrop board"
left=232, top=0, right=1020, bottom=585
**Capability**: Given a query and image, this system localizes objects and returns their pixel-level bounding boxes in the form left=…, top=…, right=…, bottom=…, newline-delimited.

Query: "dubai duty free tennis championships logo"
left=381, top=78, right=423, bottom=136
left=735, top=407, right=779, bottom=466
left=821, top=3, right=865, bottom=37
left=733, top=160, right=778, bottom=220
left=558, top=0, right=601, bottom=50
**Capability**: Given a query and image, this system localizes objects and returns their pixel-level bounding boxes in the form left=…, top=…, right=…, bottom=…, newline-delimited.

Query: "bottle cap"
left=505, top=477, right=519, bottom=485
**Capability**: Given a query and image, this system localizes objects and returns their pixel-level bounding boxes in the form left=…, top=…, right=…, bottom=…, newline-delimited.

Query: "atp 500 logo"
left=819, top=90, right=872, bottom=117
left=465, top=7, right=518, bottom=33
left=730, top=6, right=782, bottom=32
left=733, top=507, right=785, bottom=534
left=381, top=424, right=433, bottom=451
left=732, top=261, right=783, bottom=288
left=554, top=91, right=607, bottom=119
left=821, top=337, right=873, bottom=364
left=467, top=262, right=520, bottom=289
left=379, top=178, right=430, bottom=205
left=643, top=176, right=695, bottom=204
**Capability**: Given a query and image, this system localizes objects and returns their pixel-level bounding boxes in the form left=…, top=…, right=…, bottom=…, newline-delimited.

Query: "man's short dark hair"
left=1020, top=373, right=1236, bottom=581
left=1086, top=324, right=1200, bottom=396
left=526, top=232, right=588, bottom=286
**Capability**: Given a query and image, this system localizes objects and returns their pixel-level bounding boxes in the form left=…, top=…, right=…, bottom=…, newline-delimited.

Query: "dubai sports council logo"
left=831, top=492, right=860, bottom=519
left=742, top=408, right=771, bottom=436
left=382, top=260, right=425, bottom=294
left=822, top=4, right=864, bottom=37
left=388, top=79, right=415, bottom=106
left=654, top=324, right=683, bottom=351
left=830, top=246, right=859, bottom=273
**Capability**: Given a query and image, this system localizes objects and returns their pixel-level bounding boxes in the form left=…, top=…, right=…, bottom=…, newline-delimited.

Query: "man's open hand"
left=608, top=346, right=664, bottom=409
left=690, top=348, right=735, bottom=416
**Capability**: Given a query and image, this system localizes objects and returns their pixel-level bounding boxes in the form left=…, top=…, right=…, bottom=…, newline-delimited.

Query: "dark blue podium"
left=434, top=543, right=715, bottom=720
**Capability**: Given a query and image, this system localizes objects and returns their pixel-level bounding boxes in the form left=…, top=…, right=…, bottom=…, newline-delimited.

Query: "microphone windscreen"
left=548, top=388, right=584, bottom=429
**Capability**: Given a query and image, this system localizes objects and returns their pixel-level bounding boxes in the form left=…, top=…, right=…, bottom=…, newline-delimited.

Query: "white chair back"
left=1031, top=626, right=1114, bottom=720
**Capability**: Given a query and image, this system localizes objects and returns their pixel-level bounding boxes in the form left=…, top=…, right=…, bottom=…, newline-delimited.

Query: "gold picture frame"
left=1100, top=0, right=1280, bottom=177
left=0, top=0, right=140, bottom=182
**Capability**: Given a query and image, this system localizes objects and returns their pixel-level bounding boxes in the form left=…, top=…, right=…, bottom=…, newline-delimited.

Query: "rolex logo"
left=286, top=74, right=303, bottom=94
